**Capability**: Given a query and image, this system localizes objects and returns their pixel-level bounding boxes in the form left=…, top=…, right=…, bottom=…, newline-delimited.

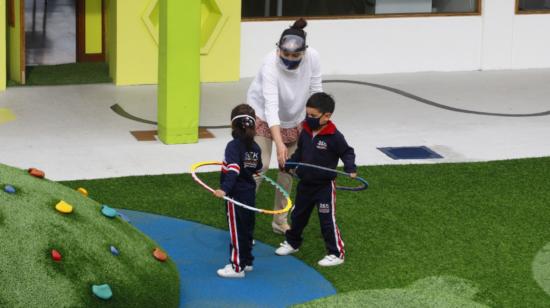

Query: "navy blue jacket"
left=220, top=139, right=263, bottom=195
left=287, top=121, right=356, bottom=184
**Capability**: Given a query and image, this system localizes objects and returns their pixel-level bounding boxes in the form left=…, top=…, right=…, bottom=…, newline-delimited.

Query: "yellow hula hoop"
left=190, top=161, right=293, bottom=215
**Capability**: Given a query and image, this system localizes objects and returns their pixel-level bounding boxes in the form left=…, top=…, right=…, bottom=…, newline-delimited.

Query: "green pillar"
left=157, top=0, right=200, bottom=144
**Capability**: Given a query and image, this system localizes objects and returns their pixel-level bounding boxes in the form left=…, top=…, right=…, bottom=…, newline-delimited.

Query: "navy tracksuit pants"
left=286, top=181, right=345, bottom=258
left=225, top=192, right=255, bottom=272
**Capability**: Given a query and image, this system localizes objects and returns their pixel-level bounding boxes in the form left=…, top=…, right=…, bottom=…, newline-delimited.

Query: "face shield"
left=277, top=35, right=307, bottom=70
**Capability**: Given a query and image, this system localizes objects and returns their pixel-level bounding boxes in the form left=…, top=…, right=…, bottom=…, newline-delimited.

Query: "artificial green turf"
left=62, top=157, right=550, bottom=307
left=295, top=276, right=490, bottom=307
left=7, top=63, right=112, bottom=86
left=0, top=164, right=179, bottom=307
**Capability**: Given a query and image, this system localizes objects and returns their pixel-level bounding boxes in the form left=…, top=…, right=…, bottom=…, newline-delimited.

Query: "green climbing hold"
left=101, top=205, right=117, bottom=218
left=92, top=284, right=113, bottom=300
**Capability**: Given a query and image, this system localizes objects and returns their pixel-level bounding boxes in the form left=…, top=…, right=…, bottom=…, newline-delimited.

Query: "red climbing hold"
left=51, top=249, right=62, bottom=262
left=153, top=248, right=168, bottom=262
left=28, top=168, right=45, bottom=178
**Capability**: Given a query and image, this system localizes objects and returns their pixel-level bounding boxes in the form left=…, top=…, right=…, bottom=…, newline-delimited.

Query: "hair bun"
left=291, top=18, right=307, bottom=30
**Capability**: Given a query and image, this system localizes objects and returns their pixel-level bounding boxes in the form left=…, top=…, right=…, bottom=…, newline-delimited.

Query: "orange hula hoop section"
left=190, top=161, right=293, bottom=215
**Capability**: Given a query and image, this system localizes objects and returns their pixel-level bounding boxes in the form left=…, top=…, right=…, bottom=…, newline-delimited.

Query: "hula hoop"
left=285, top=162, right=369, bottom=192
left=190, top=161, right=293, bottom=215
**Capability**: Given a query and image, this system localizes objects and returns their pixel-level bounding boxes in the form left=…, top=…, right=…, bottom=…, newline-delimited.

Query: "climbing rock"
left=55, top=200, right=73, bottom=214
left=153, top=248, right=168, bottom=262
left=28, top=168, right=45, bottom=178
left=92, top=284, right=113, bottom=300
left=4, top=185, right=16, bottom=194
left=51, top=249, right=62, bottom=262
left=77, top=187, right=88, bottom=196
left=101, top=205, right=117, bottom=218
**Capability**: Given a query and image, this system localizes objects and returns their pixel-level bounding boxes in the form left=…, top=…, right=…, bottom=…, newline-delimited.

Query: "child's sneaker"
left=317, top=255, right=344, bottom=267
left=275, top=241, right=299, bottom=256
left=217, top=264, right=245, bottom=278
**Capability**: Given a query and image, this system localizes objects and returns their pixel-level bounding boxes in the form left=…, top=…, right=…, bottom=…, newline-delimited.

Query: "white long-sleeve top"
left=247, top=48, right=323, bottom=129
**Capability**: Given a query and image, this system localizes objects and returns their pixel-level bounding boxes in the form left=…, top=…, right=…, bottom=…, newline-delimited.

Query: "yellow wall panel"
left=113, top=0, right=158, bottom=85
left=8, top=0, right=24, bottom=84
left=0, top=0, right=6, bottom=91
left=199, top=0, right=240, bottom=82
left=85, top=0, right=103, bottom=54
left=106, top=0, right=240, bottom=85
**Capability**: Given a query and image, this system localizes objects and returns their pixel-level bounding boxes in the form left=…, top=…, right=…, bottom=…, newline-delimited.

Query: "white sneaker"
left=275, top=241, right=299, bottom=256
left=216, top=264, right=245, bottom=278
left=272, top=222, right=290, bottom=235
left=318, top=255, right=344, bottom=267
left=244, top=265, right=253, bottom=272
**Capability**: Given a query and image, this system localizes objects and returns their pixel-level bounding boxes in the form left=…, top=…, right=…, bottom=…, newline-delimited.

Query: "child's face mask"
left=305, top=114, right=324, bottom=130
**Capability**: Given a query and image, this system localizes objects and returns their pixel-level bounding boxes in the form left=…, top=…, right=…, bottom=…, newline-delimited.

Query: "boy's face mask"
left=305, top=114, right=324, bottom=130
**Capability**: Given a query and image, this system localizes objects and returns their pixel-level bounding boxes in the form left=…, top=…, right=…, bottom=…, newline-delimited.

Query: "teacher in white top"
left=247, top=18, right=323, bottom=234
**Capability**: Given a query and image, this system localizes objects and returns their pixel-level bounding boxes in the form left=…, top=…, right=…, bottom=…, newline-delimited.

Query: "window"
left=517, top=0, right=550, bottom=13
left=242, top=0, right=480, bottom=19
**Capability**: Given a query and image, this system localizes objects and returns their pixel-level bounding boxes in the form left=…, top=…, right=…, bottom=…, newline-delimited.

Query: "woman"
left=247, top=18, right=323, bottom=234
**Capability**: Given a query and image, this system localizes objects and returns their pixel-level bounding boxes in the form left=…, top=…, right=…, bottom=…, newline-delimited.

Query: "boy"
left=275, top=92, right=357, bottom=267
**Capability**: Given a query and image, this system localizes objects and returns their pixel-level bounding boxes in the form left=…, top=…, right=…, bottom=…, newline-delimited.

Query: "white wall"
left=512, top=15, right=550, bottom=68
left=240, top=0, right=550, bottom=77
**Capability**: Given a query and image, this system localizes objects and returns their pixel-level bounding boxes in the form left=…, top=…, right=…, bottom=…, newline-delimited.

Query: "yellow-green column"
left=0, top=0, right=6, bottom=91
left=157, top=0, right=200, bottom=144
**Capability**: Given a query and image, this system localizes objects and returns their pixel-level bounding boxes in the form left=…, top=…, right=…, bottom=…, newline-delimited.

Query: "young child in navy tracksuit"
left=214, top=104, right=263, bottom=278
left=275, top=92, right=357, bottom=267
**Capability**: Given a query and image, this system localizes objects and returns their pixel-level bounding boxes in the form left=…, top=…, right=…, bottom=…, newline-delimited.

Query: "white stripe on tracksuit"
left=331, top=181, right=345, bottom=258
left=227, top=201, right=241, bottom=272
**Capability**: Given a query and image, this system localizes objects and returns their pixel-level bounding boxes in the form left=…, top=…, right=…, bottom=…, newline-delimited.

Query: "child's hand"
left=213, top=189, right=226, bottom=198
left=350, top=172, right=357, bottom=179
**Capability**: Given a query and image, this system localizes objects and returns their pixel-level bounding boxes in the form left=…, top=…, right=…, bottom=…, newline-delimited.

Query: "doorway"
left=25, top=0, right=77, bottom=66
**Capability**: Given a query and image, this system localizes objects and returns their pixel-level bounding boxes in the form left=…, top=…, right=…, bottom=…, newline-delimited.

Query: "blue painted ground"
left=119, top=210, right=336, bottom=308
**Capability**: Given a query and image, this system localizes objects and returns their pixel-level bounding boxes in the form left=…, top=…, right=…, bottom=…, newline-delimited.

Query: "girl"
left=214, top=104, right=263, bottom=278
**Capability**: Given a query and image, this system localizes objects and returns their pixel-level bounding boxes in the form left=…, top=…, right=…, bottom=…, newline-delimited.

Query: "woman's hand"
left=350, top=172, right=357, bottom=179
left=213, top=189, right=226, bottom=198
left=276, top=141, right=288, bottom=168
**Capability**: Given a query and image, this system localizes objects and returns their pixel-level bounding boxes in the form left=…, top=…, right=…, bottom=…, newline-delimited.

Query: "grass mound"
left=0, top=163, right=179, bottom=307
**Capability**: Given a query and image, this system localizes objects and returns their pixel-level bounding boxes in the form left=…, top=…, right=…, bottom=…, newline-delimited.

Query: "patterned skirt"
left=255, top=118, right=301, bottom=144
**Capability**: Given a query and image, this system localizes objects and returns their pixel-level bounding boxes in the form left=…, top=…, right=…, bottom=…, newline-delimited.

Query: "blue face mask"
left=305, top=115, right=322, bottom=130
left=280, top=57, right=301, bottom=70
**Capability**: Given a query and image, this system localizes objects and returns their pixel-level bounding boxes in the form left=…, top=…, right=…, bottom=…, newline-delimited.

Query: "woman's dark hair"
left=306, top=92, right=335, bottom=114
left=231, top=104, right=256, bottom=149
left=278, top=18, right=308, bottom=51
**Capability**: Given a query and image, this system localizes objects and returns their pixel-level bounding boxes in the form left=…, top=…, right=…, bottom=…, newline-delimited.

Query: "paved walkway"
left=119, top=209, right=336, bottom=308
left=1, top=69, right=549, bottom=181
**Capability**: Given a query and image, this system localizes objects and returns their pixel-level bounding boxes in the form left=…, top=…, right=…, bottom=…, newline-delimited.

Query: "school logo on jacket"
left=319, top=203, right=330, bottom=213
left=316, top=140, right=328, bottom=150
left=244, top=152, right=260, bottom=168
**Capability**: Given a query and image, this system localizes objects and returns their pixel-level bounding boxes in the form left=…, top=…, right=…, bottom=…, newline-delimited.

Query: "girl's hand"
left=350, top=173, right=357, bottom=179
left=213, top=189, right=226, bottom=198
left=276, top=142, right=288, bottom=168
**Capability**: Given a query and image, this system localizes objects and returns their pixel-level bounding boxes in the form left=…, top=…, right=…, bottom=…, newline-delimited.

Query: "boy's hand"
left=350, top=172, right=357, bottom=179
left=213, top=189, right=226, bottom=198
